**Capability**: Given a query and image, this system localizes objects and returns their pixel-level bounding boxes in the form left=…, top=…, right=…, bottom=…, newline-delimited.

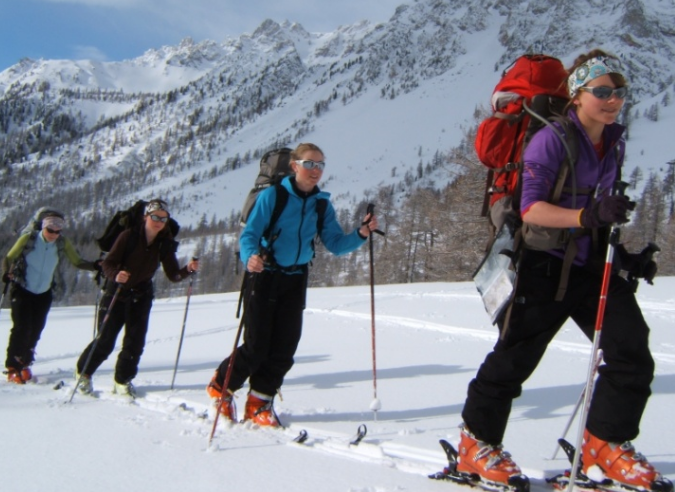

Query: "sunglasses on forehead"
left=149, top=214, right=169, bottom=223
left=296, top=159, right=326, bottom=171
left=579, top=85, right=628, bottom=100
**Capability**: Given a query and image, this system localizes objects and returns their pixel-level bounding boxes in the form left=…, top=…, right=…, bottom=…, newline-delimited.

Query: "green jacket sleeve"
left=62, top=237, right=97, bottom=271
left=2, top=234, right=31, bottom=275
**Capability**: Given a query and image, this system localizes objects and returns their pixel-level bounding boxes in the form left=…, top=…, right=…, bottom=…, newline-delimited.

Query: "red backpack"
left=473, top=55, right=582, bottom=324
left=475, top=54, right=570, bottom=218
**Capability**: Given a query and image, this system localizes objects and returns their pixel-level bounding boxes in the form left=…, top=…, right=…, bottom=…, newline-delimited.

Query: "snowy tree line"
left=2, top=61, right=675, bottom=306
left=3, top=123, right=672, bottom=308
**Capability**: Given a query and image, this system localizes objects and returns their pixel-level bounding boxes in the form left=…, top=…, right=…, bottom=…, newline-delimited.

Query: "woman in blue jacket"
left=455, top=50, right=670, bottom=492
left=3, top=212, right=99, bottom=384
left=207, top=142, right=378, bottom=426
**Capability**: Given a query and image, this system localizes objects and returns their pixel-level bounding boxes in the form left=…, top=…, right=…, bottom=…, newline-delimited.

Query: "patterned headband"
left=42, top=216, right=66, bottom=230
left=568, top=56, right=625, bottom=97
left=145, top=200, right=170, bottom=216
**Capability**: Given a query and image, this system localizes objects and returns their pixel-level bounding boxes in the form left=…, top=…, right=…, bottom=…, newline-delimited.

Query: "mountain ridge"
left=1, top=0, right=674, bottom=229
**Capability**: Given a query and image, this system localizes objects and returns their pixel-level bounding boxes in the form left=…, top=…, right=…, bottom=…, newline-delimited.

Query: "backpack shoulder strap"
left=55, top=235, right=66, bottom=256
left=262, top=183, right=290, bottom=241
left=549, top=117, right=579, bottom=205
left=315, top=198, right=327, bottom=236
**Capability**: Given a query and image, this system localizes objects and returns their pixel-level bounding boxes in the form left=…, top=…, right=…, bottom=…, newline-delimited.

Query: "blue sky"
left=1, top=0, right=404, bottom=71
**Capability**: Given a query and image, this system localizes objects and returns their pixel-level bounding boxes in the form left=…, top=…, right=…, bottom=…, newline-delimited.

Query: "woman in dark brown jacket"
left=75, top=199, right=199, bottom=397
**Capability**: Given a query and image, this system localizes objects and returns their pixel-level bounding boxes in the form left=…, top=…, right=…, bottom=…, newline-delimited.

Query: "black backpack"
left=96, top=200, right=180, bottom=259
left=240, top=148, right=294, bottom=227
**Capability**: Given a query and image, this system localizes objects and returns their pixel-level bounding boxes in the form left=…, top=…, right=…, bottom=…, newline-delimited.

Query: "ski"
left=429, top=439, right=530, bottom=492
left=548, top=439, right=674, bottom=492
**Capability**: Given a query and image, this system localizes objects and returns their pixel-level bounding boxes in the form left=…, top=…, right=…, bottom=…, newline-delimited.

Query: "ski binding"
left=429, top=439, right=530, bottom=492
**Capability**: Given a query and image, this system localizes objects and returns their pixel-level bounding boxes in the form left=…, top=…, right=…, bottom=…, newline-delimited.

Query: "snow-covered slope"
left=1, top=279, right=674, bottom=491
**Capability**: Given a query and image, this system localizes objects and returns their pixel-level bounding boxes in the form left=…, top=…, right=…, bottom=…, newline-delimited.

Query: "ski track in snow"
left=306, top=307, right=675, bottom=366
left=46, top=380, right=555, bottom=490
left=6, top=282, right=675, bottom=491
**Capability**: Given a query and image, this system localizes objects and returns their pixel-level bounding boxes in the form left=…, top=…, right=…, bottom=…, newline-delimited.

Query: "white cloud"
left=34, top=0, right=402, bottom=41
left=72, top=45, right=109, bottom=62
left=38, top=0, right=140, bottom=6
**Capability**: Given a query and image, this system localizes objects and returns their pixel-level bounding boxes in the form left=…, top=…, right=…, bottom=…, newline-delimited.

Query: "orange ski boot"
left=21, top=367, right=33, bottom=382
left=206, top=374, right=236, bottom=422
left=456, top=425, right=529, bottom=492
left=6, top=367, right=25, bottom=384
left=582, top=429, right=673, bottom=492
left=244, top=391, right=281, bottom=427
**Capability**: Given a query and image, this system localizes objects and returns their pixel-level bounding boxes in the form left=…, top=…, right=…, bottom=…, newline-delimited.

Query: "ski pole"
left=67, top=284, right=123, bottom=403
left=0, top=280, right=9, bottom=317
left=92, top=253, right=105, bottom=338
left=550, top=351, right=602, bottom=460
left=566, top=181, right=628, bottom=492
left=364, top=204, right=385, bottom=420
left=170, top=257, right=198, bottom=390
left=92, top=286, right=102, bottom=339
left=208, top=271, right=257, bottom=446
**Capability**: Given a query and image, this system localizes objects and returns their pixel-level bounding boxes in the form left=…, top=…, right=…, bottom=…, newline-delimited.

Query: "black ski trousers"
left=4, top=285, right=52, bottom=369
left=462, top=250, right=654, bottom=445
left=216, top=269, right=306, bottom=397
left=77, top=283, right=153, bottom=384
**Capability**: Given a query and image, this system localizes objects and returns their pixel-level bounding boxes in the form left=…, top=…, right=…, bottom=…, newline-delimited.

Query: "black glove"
left=580, top=195, right=635, bottom=228
left=615, top=244, right=658, bottom=285
left=2, top=272, right=11, bottom=284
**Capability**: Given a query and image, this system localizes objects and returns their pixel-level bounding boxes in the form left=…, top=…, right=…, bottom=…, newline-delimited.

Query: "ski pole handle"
left=364, top=203, right=385, bottom=236
left=613, top=180, right=629, bottom=197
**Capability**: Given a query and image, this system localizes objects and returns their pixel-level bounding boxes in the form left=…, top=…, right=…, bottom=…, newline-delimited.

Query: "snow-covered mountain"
left=1, top=0, right=674, bottom=230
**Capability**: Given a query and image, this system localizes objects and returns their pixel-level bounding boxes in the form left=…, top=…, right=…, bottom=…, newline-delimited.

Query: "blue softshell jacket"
left=239, top=176, right=366, bottom=269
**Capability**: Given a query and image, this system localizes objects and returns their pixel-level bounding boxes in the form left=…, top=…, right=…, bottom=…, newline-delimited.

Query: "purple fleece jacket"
left=520, top=110, right=626, bottom=266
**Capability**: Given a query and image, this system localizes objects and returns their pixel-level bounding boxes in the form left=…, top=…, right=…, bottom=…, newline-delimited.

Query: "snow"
left=2, top=277, right=674, bottom=492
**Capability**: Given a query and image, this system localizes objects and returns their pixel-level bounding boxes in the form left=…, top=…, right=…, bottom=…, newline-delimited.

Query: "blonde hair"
left=291, top=143, right=324, bottom=161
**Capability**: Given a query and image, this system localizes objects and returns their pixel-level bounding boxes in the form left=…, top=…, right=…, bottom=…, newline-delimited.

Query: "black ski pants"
left=4, top=285, right=52, bottom=369
left=216, top=269, right=306, bottom=397
left=462, top=250, right=654, bottom=445
left=77, top=283, right=153, bottom=384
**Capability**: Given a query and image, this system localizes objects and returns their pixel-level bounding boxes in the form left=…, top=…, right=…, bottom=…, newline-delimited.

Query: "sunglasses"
left=149, top=214, right=169, bottom=223
left=296, top=159, right=326, bottom=171
left=579, top=86, right=628, bottom=100
left=45, top=227, right=62, bottom=235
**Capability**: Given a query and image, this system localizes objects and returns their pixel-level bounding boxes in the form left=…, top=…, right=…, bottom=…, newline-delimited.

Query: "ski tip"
left=293, top=429, right=309, bottom=444
left=349, top=424, right=368, bottom=446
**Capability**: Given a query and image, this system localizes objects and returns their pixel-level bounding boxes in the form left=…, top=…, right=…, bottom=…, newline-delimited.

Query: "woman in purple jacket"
left=454, top=49, right=671, bottom=492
